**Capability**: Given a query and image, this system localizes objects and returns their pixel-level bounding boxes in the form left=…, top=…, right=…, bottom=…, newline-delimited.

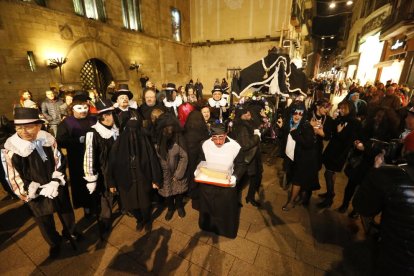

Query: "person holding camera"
left=352, top=130, right=414, bottom=275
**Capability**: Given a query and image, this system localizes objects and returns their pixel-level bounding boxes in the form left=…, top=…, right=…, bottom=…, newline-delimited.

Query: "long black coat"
left=57, top=116, right=96, bottom=209
left=283, top=120, right=319, bottom=191
left=108, top=120, right=162, bottom=211
left=322, top=115, right=361, bottom=172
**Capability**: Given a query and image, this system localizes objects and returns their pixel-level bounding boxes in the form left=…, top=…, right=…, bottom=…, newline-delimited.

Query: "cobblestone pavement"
left=0, top=148, right=375, bottom=275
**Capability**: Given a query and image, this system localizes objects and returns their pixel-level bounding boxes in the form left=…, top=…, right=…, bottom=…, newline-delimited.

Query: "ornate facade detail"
left=224, top=0, right=243, bottom=10
left=59, top=24, right=74, bottom=40
left=361, top=12, right=389, bottom=36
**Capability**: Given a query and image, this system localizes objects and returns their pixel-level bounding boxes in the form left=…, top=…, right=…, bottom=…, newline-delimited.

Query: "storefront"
left=356, top=33, right=384, bottom=85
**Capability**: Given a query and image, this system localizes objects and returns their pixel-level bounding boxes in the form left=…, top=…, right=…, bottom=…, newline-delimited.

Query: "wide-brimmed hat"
left=96, top=98, right=114, bottom=114
left=111, top=84, right=133, bottom=102
left=211, top=85, right=223, bottom=94
left=72, top=90, right=91, bottom=102
left=210, top=122, right=226, bottom=135
left=165, top=83, right=177, bottom=92
left=13, top=107, right=44, bottom=125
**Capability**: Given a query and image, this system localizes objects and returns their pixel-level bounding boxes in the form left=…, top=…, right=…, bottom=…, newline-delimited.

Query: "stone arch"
left=63, top=38, right=128, bottom=83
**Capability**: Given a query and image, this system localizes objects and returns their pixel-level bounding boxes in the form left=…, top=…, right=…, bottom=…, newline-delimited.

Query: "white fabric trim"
left=4, top=130, right=55, bottom=157
left=92, top=122, right=119, bottom=140
left=208, top=97, right=227, bottom=108
left=14, top=119, right=41, bottom=124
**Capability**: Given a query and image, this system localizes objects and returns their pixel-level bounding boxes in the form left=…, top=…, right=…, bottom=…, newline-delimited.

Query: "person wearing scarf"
left=208, top=85, right=229, bottom=123
left=2, top=107, right=78, bottom=259
left=279, top=102, right=319, bottom=211
left=162, top=83, right=183, bottom=117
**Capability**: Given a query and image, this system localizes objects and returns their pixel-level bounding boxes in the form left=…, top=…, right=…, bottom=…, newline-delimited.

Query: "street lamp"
left=346, top=1, right=353, bottom=6
left=329, top=2, right=336, bottom=9
left=47, top=57, right=67, bottom=83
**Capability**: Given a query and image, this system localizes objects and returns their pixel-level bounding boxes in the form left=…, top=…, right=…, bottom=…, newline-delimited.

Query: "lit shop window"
left=122, top=0, right=142, bottom=31
left=73, top=0, right=106, bottom=22
left=171, top=8, right=181, bottom=42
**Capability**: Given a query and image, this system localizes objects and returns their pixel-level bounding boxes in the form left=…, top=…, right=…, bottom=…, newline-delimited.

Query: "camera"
left=370, top=138, right=402, bottom=164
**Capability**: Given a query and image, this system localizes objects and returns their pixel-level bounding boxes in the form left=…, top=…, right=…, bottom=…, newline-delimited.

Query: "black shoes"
left=246, top=198, right=261, bottom=208
left=49, top=243, right=61, bottom=259
left=165, top=210, right=174, bottom=221
left=336, top=204, right=348, bottom=213
left=177, top=207, right=186, bottom=218
left=317, top=198, right=333, bottom=209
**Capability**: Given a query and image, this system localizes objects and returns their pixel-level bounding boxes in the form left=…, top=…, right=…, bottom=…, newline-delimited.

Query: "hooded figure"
left=155, top=113, right=189, bottom=220
left=109, top=118, right=162, bottom=231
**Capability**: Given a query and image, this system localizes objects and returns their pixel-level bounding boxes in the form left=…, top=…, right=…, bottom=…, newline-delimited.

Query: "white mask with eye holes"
left=73, top=104, right=89, bottom=113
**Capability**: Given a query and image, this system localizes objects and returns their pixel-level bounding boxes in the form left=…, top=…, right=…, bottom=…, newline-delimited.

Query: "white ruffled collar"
left=163, top=96, right=183, bottom=108
left=92, top=122, right=119, bottom=139
left=4, top=130, right=55, bottom=157
left=208, top=97, right=227, bottom=108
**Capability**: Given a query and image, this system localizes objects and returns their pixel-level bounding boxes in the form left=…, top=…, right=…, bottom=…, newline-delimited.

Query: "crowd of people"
left=0, top=76, right=413, bottom=274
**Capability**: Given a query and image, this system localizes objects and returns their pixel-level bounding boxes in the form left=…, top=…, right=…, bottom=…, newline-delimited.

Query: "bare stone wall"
left=0, top=0, right=191, bottom=117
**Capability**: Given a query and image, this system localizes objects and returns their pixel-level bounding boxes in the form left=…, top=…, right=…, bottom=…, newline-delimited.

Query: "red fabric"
left=177, top=103, right=195, bottom=127
left=404, top=131, right=414, bottom=152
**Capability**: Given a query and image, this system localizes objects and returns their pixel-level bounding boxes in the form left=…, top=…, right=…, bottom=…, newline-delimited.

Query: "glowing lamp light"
left=346, top=1, right=353, bottom=6
left=330, top=36, right=334, bottom=39
left=321, top=37, right=325, bottom=40
left=329, top=2, right=336, bottom=8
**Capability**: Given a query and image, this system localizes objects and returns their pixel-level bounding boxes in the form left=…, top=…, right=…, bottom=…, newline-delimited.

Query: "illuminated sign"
left=391, top=39, right=405, bottom=50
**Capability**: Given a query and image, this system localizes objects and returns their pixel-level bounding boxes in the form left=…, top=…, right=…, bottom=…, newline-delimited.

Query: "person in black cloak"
left=278, top=101, right=319, bottom=211
left=56, top=91, right=97, bottom=216
left=230, top=105, right=263, bottom=207
left=208, top=85, right=230, bottom=123
left=162, top=83, right=183, bottom=117
left=155, top=113, right=189, bottom=220
left=183, top=109, right=210, bottom=210
left=112, top=84, right=141, bottom=133
left=198, top=123, right=246, bottom=238
left=108, top=117, right=162, bottom=231
left=1, top=107, right=79, bottom=258
left=83, top=99, right=119, bottom=233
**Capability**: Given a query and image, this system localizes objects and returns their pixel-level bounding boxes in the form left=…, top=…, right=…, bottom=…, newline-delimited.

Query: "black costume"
left=198, top=137, right=245, bottom=238
left=109, top=119, right=163, bottom=225
left=2, top=131, right=76, bottom=249
left=84, top=121, right=119, bottom=227
left=114, top=107, right=141, bottom=133
left=56, top=115, right=96, bottom=209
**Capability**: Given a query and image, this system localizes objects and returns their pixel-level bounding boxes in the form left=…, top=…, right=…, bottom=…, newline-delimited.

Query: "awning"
left=374, top=60, right=395, bottom=68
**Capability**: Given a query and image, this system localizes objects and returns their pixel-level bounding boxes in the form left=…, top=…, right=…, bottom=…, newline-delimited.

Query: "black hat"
left=155, top=113, right=181, bottom=132
left=96, top=98, right=114, bottom=114
left=72, top=90, right=90, bottom=102
left=165, top=83, right=177, bottom=92
left=235, top=105, right=249, bottom=119
left=210, top=122, right=226, bottom=135
left=13, top=107, right=44, bottom=125
left=111, top=84, right=133, bottom=102
left=211, top=85, right=223, bottom=94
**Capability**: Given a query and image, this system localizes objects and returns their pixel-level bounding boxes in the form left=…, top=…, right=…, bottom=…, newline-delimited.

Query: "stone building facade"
left=0, top=0, right=191, bottom=116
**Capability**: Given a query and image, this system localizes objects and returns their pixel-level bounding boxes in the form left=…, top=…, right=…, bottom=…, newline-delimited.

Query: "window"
left=171, top=8, right=181, bottom=42
left=73, top=0, right=106, bottom=21
left=121, top=0, right=142, bottom=31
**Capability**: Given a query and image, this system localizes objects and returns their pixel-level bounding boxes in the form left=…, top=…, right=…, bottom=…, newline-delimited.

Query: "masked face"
left=73, top=104, right=89, bottom=119
left=211, top=134, right=227, bottom=147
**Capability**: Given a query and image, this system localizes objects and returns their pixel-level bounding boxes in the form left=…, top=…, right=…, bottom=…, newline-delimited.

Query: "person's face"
left=351, top=94, right=359, bottom=102
left=146, top=81, right=154, bottom=88
left=117, top=95, right=130, bottom=109
left=187, top=88, right=195, bottom=95
left=211, top=134, right=227, bottom=147
left=338, top=104, right=349, bottom=116
left=145, top=91, right=156, bottom=107
left=317, top=104, right=329, bottom=116
left=22, top=92, right=31, bottom=100
left=212, top=91, right=222, bottom=101
left=102, top=112, right=114, bottom=126
left=201, top=107, right=210, bottom=122
left=46, top=91, right=55, bottom=100
left=241, top=111, right=252, bottom=121
left=65, top=95, right=73, bottom=105
left=15, top=124, right=41, bottom=142
left=406, top=113, right=414, bottom=131
left=73, top=104, right=89, bottom=119
left=89, top=91, right=96, bottom=102
left=292, top=110, right=303, bottom=124
left=180, top=87, right=185, bottom=93
left=163, top=125, right=174, bottom=138
left=171, top=91, right=177, bottom=100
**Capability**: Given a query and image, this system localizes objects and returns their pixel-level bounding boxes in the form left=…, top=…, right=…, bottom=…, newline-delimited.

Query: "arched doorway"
left=80, top=58, right=113, bottom=99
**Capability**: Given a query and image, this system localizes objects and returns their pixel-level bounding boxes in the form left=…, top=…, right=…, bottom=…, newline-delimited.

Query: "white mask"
left=73, top=104, right=89, bottom=113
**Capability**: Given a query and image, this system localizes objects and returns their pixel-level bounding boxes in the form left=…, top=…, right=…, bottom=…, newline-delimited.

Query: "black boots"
left=246, top=197, right=261, bottom=208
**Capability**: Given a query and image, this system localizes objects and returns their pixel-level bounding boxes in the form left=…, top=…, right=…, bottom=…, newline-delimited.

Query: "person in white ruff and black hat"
left=83, top=98, right=119, bottom=233
left=57, top=91, right=97, bottom=217
left=112, top=83, right=141, bottom=133
left=198, top=122, right=246, bottom=238
left=208, top=85, right=230, bottom=123
left=1, top=107, right=79, bottom=258
left=162, top=83, right=183, bottom=117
